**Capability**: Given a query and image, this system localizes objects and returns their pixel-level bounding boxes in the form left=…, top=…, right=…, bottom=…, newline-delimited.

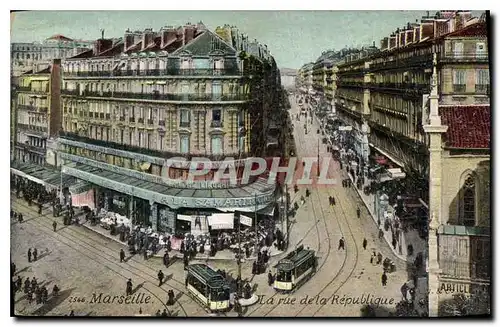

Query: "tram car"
left=185, top=264, right=231, bottom=312
left=273, top=245, right=318, bottom=293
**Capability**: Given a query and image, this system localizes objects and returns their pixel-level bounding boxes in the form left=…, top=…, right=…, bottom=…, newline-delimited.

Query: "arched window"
left=461, top=174, right=476, bottom=227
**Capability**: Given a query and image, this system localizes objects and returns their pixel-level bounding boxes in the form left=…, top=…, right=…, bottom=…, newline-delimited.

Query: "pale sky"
left=10, top=10, right=483, bottom=69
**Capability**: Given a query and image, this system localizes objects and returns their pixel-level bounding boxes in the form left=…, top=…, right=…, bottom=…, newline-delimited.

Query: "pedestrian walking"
left=16, top=276, right=22, bottom=290
left=143, top=249, right=148, bottom=260
left=161, top=309, right=168, bottom=317
left=158, top=270, right=164, bottom=286
left=357, top=207, right=361, bottom=219
left=27, top=290, right=33, bottom=304
left=126, top=279, right=133, bottom=296
left=28, top=248, right=32, bottom=262
left=401, top=283, right=408, bottom=301
left=69, top=310, right=75, bottom=316
left=163, top=252, right=169, bottom=267
left=268, top=271, right=274, bottom=286
left=52, top=284, right=60, bottom=297
left=338, top=237, right=345, bottom=250
left=31, top=277, right=37, bottom=290
left=392, top=238, right=397, bottom=250
left=377, top=252, right=383, bottom=265
left=24, top=278, right=30, bottom=294
left=381, top=272, right=388, bottom=286
left=155, top=310, right=161, bottom=316
left=328, top=196, right=332, bottom=206
left=167, top=290, right=175, bottom=306
left=11, top=262, right=16, bottom=276
left=362, top=238, right=367, bottom=250
left=53, top=221, right=57, bottom=232
left=332, top=196, right=336, bottom=205
left=33, top=248, right=38, bottom=261
left=120, top=249, right=125, bottom=263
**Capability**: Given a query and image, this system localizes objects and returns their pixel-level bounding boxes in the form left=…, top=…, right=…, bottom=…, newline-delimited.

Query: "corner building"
left=59, top=23, right=281, bottom=235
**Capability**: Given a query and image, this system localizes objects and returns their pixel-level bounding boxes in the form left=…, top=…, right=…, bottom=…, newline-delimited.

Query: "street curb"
left=239, top=294, right=259, bottom=307
left=80, top=222, right=286, bottom=262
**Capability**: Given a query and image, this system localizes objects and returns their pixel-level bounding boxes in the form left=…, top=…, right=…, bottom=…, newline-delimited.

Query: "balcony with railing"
left=15, top=141, right=46, bottom=154
left=440, top=260, right=490, bottom=281
left=17, top=123, right=48, bottom=135
left=210, top=120, right=223, bottom=128
left=370, top=53, right=433, bottom=71
left=64, top=68, right=242, bottom=78
left=59, top=131, right=249, bottom=162
left=62, top=90, right=249, bottom=102
left=368, top=82, right=430, bottom=93
left=179, top=121, right=190, bottom=128
left=337, top=80, right=365, bottom=88
left=453, top=84, right=467, bottom=93
left=440, top=51, right=489, bottom=62
left=475, top=84, right=490, bottom=95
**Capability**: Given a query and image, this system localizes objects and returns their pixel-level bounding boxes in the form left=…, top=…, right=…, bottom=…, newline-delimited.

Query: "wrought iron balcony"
left=367, top=82, right=429, bottom=93
left=475, top=84, right=490, bottom=94
left=18, top=86, right=32, bottom=92
left=440, top=51, right=489, bottom=62
left=453, top=84, right=467, bottom=93
left=59, top=131, right=249, bottom=161
left=440, top=260, right=490, bottom=281
left=210, top=120, right=223, bottom=128
left=138, top=118, right=144, bottom=124
left=64, top=67, right=242, bottom=77
left=62, top=90, right=249, bottom=102
left=15, top=141, right=46, bottom=154
left=147, top=119, right=154, bottom=125
left=158, top=120, right=165, bottom=126
left=17, top=104, right=35, bottom=111
left=369, top=53, right=433, bottom=71
left=179, top=121, right=190, bottom=128
left=119, top=116, right=126, bottom=122
left=17, top=123, right=48, bottom=134
left=129, top=117, right=135, bottom=123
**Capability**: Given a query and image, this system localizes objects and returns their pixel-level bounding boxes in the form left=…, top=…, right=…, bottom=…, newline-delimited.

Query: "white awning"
left=208, top=213, right=234, bottom=230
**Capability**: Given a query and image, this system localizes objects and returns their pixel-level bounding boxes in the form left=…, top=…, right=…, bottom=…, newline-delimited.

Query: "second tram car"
left=274, top=245, right=317, bottom=292
left=185, top=264, right=231, bottom=312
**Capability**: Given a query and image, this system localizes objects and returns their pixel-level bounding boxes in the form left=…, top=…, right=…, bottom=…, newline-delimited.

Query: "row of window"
left=452, top=69, right=489, bottom=86
left=64, top=58, right=229, bottom=73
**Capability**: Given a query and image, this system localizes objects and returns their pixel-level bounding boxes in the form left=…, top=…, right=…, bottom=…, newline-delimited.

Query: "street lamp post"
left=317, top=138, right=320, bottom=177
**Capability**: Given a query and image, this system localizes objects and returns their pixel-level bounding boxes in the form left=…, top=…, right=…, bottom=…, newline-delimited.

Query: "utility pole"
left=317, top=138, right=320, bottom=177
left=254, top=193, right=258, bottom=254
left=236, top=211, right=243, bottom=317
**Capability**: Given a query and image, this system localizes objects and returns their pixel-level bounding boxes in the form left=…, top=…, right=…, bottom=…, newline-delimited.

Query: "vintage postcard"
left=10, top=9, right=491, bottom=318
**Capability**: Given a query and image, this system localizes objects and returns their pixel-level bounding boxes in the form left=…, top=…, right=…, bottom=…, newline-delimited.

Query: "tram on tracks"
left=185, top=264, right=231, bottom=312
left=273, top=245, right=318, bottom=293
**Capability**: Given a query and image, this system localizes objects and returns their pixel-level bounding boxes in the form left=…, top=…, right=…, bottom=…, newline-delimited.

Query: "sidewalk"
left=79, top=217, right=286, bottom=262
left=314, top=114, right=425, bottom=263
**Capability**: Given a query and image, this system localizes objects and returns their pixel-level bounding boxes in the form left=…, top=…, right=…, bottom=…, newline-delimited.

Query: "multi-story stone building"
left=333, top=10, right=490, bottom=316
left=12, top=59, right=62, bottom=166
left=11, top=34, right=93, bottom=77
left=54, top=23, right=282, bottom=235
left=297, top=62, right=314, bottom=95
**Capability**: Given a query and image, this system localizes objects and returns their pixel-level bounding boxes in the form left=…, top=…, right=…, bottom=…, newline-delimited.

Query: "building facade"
left=331, top=10, right=490, bottom=316
left=56, top=23, right=282, bottom=235
left=13, top=60, right=62, bottom=166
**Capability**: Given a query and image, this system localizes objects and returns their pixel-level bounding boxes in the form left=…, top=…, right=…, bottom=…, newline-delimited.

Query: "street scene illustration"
left=10, top=10, right=491, bottom=317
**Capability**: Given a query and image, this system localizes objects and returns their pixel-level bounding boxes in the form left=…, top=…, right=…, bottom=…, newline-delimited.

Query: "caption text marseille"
left=162, top=156, right=338, bottom=185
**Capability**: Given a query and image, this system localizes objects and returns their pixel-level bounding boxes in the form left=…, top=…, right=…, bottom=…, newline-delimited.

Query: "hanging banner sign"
left=71, top=189, right=95, bottom=210
left=240, top=215, right=253, bottom=227
left=208, top=213, right=234, bottom=230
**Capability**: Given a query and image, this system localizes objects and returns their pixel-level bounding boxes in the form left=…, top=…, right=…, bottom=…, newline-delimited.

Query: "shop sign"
left=438, top=281, right=489, bottom=295
left=240, top=215, right=253, bottom=227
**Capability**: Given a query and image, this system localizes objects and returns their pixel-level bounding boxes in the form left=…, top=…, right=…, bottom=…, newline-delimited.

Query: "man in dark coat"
left=28, top=248, right=32, bottom=262
left=53, top=221, right=57, bottom=232
left=158, top=270, right=164, bottom=286
left=357, top=207, right=361, bottom=218
left=167, top=290, right=175, bottom=306
left=338, top=237, right=345, bottom=250
left=163, top=252, right=169, bottom=267
left=31, top=277, right=37, bottom=290
left=268, top=271, right=274, bottom=286
left=362, top=238, right=368, bottom=250
left=33, top=248, right=38, bottom=261
left=126, top=279, right=133, bottom=296
left=120, top=249, right=126, bottom=263
left=377, top=252, right=383, bottom=265
left=381, top=272, right=388, bottom=286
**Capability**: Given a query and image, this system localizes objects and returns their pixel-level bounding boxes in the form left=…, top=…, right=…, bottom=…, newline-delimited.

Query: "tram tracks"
left=11, top=200, right=195, bottom=317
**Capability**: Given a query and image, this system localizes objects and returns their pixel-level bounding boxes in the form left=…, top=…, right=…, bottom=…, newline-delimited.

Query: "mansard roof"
left=171, top=30, right=236, bottom=57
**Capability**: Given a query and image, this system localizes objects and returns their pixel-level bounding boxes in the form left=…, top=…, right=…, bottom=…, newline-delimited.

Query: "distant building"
left=11, top=34, right=93, bottom=77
